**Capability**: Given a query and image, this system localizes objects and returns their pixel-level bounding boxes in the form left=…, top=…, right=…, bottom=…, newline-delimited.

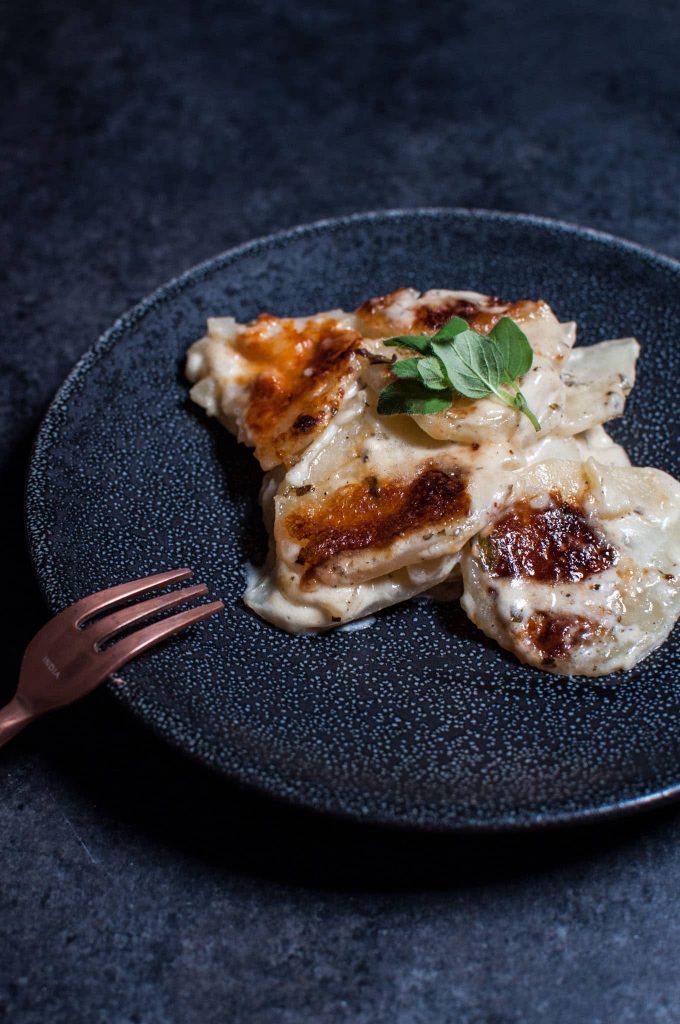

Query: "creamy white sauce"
left=186, top=290, right=680, bottom=675
left=460, top=459, right=680, bottom=675
left=337, top=616, right=376, bottom=633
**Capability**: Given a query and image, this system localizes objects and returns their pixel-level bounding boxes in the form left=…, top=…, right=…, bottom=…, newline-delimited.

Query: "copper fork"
left=0, top=568, right=223, bottom=749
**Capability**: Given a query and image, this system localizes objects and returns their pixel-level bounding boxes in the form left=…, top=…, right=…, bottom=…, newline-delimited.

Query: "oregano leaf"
left=383, top=334, right=433, bottom=354
left=431, top=316, right=470, bottom=342
left=432, top=330, right=505, bottom=399
left=376, top=379, right=452, bottom=415
left=391, top=357, right=421, bottom=380
left=417, top=356, right=449, bottom=390
left=489, top=317, right=533, bottom=380
left=377, top=315, right=541, bottom=430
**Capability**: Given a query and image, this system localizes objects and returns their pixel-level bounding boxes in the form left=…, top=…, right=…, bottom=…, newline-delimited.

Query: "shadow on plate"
left=12, top=397, right=680, bottom=894
left=180, top=369, right=268, bottom=568
left=20, top=686, right=680, bottom=895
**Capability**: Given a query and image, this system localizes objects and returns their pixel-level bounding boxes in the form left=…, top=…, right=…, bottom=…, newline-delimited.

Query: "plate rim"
left=24, top=206, right=680, bottom=832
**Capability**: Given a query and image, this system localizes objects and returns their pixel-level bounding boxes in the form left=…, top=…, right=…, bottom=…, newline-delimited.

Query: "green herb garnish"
left=377, top=316, right=540, bottom=431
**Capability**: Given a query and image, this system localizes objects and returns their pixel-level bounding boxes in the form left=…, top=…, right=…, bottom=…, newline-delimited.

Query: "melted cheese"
left=460, top=459, right=680, bottom=675
left=244, top=415, right=630, bottom=631
left=557, top=337, right=639, bottom=435
left=186, top=287, right=679, bottom=674
left=186, top=311, right=362, bottom=470
left=355, top=288, right=512, bottom=337
left=408, top=300, right=574, bottom=446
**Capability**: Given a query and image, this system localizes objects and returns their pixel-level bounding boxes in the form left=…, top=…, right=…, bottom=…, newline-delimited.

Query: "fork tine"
left=96, top=601, right=224, bottom=679
left=71, top=568, right=194, bottom=626
left=87, top=583, right=209, bottom=647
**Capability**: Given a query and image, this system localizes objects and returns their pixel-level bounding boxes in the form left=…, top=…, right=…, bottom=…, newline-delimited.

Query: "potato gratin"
left=186, top=288, right=680, bottom=676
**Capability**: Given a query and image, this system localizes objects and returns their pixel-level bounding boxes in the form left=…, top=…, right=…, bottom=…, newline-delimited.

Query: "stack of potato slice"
left=186, top=288, right=680, bottom=676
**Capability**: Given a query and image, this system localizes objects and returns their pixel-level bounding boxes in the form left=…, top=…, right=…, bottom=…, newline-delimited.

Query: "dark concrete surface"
left=2, top=1, right=680, bottom=1021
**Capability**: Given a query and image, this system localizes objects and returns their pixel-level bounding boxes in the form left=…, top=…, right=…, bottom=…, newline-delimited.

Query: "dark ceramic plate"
left=25, top=209, right=680, bottom=830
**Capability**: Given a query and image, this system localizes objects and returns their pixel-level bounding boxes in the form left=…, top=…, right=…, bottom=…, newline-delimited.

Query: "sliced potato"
left=461, top=458, right=680, bottom=675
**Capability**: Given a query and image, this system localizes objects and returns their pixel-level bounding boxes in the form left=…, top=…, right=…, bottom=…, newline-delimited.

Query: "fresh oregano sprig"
left=376, top=315, right=540, bottom=431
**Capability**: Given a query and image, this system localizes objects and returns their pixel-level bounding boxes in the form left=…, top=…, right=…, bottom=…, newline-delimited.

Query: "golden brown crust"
left=354, top=289, right=409, bottom=337
left=355, top=288, right=514, bottom=338
left=238, top=315, right=363, bottom=468
left=411, top=297, right=507, bottom=333
left=285, top=464, right=470, bottom=586
left=524, top=611, right=603, bottom=663
left=482, top=493, right=618, bottom=583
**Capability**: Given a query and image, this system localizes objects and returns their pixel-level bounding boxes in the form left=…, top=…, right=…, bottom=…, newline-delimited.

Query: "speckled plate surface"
left=25, top=209, right=680, bottom=830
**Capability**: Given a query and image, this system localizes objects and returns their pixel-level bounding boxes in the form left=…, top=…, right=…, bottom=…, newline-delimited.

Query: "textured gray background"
left=2, top=0, right=680, bottom=1021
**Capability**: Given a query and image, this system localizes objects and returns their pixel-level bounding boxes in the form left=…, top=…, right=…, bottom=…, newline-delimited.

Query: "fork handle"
left=0, top=697, right=34, bottom=749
